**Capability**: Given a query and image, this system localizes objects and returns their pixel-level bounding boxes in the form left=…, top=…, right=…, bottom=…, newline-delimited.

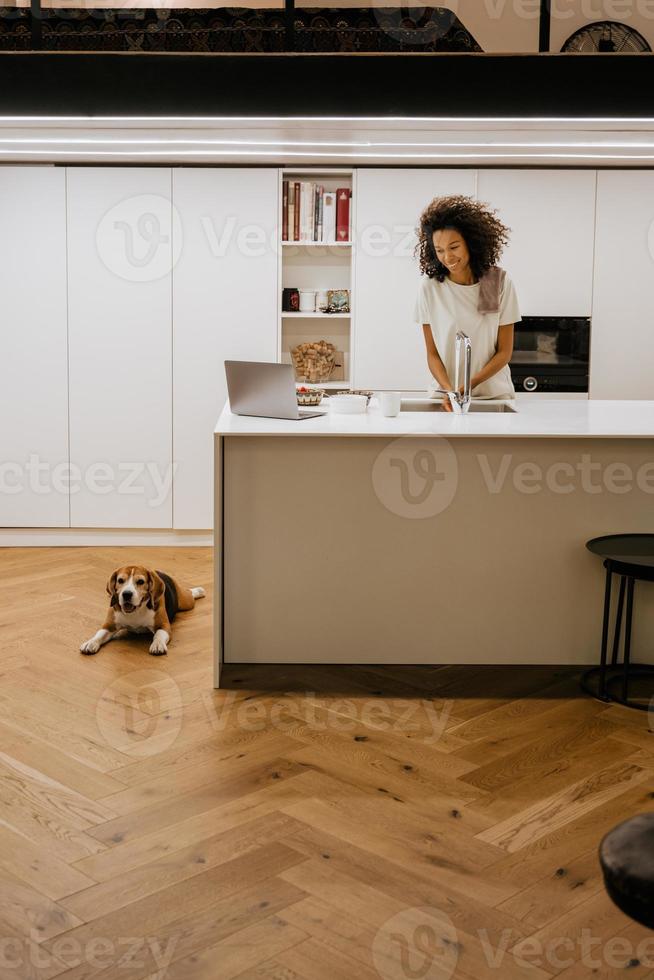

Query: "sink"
left=400, top=399, right=517, bottom=414
left=463, top=402, right=517, bottom=413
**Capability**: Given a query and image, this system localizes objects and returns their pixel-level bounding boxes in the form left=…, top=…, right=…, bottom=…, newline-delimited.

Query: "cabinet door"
left=476, top=170, right=596, bottom=316
left=67, top=169, right=173, bottom=528
left=591, top=171, right=654, bottom=399
left=0, top=168, right=69, bottom=528
left=172, top=169, right=278, bottom=530
left=353, top=169, right=477, bottom=390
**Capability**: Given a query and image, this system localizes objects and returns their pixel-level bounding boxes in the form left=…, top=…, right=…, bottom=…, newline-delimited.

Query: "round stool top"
left=600, top=813, right=654, bottom=928
left=587, top=533, right=654, bottom=569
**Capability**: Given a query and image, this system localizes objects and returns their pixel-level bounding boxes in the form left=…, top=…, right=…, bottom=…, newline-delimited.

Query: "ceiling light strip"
left=1, top=115, right=654, bottom=123
left=1, top=138, right=654, bottom=149
left=1, top=149, right=654, bottom=160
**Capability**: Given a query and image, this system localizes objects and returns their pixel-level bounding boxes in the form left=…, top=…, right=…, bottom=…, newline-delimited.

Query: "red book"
left=282, top=180, right=289, bottom=241
left=335, top=187, right=351, bottom=243
left=293, top=181, right=301, bottom=241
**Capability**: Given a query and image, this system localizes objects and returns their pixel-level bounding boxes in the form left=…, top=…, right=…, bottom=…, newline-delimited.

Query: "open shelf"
left=278, top=167, right=355, bottom=385
left=281, top=241, right=353, bottom=248
left=281, top=312, right=350, bottom=319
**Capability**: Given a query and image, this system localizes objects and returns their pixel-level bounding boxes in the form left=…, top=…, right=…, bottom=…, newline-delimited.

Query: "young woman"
left=414, top=194, right=521, bottom=411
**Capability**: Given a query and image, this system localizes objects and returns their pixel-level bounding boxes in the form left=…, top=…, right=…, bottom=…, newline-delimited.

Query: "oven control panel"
left=511, top=371, right=589, bottom=393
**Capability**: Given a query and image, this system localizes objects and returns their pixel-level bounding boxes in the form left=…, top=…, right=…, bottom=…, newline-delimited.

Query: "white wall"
left=0, top=167, right=69, bottom=528
left=66, top=168, right=174, bottom=528
left=477, top=170, right=596, bottom=316
left=172, top=168, right=278, bottom=530
left=591, top=170, right=654, bottom=400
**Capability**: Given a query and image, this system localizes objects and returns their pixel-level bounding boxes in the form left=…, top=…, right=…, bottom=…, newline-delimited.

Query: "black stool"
left=581, top=533, right=654, bottom=711
left=600, top=813, right=654, bottom=928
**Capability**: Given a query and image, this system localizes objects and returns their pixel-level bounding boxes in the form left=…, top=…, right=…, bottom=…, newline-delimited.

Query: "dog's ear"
left=106, top=570, right=119, bottom=608
left=146, top=570, right=165, bottom=610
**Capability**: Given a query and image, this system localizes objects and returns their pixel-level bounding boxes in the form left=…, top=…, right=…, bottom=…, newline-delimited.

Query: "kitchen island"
left=213, top=398, right=654, bottom=686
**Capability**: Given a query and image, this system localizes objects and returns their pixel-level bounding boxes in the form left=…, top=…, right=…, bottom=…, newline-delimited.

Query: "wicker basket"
left=296, top=387, right=325, bottom=407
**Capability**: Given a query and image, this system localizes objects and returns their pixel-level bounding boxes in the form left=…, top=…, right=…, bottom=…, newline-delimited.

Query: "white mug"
left=379, top=391, right=401, bottom=417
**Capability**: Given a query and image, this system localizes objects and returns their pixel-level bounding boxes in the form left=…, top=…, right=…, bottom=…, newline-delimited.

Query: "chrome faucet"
left=431, top=331, right=472, bottom=414
left=451, top=331, right=472, bottom=414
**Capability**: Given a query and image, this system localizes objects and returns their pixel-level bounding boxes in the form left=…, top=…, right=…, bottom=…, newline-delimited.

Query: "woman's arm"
left=422, top=324, right=455, bottom=411
left=467, top=323, right=514, bottom=392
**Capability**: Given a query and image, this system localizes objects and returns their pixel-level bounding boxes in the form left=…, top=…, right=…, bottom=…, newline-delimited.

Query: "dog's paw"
left=80, top=638, right=100, bottom=655
left=192, top=587, right=206, bottom=599
left=149, top=638, right=168, bottom=656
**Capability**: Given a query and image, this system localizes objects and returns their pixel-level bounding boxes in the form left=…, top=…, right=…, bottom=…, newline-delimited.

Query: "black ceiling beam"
left=284, top=0, right=295, bottom=51
left=539, top=0, right=551, bottom=52
left=0, top=52, right=652, bottom=118
left=29, top=0, right=42, bottom=50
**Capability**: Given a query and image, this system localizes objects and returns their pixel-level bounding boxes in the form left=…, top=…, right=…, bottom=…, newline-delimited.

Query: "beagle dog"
left=80, top=565, right=205, bottom=657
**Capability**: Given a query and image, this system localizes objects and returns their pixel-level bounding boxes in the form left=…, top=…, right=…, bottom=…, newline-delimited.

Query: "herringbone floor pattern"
left=1, top=547, right=653, bottom=979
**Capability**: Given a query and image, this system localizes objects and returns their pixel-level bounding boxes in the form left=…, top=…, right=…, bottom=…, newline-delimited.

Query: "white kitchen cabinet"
left=172, top=168, right=278, bottom=530
left=0, top=167, right=69, bottom=528
left=67, top=168, right=173, bottom=528
left=476, top=170, right=596, bottom=316
left=352, top=169, right=477, bottom=390
left=591, top=171, right=654, bottom=399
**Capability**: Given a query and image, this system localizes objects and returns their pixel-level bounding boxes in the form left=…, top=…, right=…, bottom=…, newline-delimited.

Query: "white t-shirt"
left=413, top=271, right=522, bottom=399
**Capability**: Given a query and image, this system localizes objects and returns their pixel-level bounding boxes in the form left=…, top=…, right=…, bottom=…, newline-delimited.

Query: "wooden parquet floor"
left=1, top=547, right=654, bottom=980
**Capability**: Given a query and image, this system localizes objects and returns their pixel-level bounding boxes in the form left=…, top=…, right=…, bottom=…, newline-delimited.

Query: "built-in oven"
left=509, top=316, right=590, bottom=393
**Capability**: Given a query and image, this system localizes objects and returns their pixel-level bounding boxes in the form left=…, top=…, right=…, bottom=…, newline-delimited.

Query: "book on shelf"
left=282, top=180, right=352, bottom=243
left=282, top=180, right=289, bottom=242
left=316, top=186, right=323, bottom=242
left=300, top=183, right=306, bottom=242
left=288, top=183, right=295, bottom=244
left=322, top=191, right=336, bottom=244
left=336, top=188, right=351, bottom=243
left=293, top=181, right=300, bottom=242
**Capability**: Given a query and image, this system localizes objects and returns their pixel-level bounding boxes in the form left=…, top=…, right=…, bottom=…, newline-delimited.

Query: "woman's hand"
left=443, top=386, right=464, bottom=411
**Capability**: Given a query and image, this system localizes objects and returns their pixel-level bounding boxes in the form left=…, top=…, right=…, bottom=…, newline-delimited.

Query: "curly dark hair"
left=414, top=194, right=511, bottom=283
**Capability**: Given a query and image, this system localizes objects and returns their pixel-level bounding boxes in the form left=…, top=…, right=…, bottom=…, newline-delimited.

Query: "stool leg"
left=611, top=576, right=627, bottom=666
left=599, top=565, right=613, bottom=700
left=622, top=577, right=635, bottom=704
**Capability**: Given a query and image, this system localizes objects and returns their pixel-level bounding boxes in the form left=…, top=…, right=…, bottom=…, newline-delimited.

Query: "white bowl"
left=328, top=394, right=368, bottom=415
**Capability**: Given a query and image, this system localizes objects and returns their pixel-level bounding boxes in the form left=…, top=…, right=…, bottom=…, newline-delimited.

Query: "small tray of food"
left=296, top=386, right=325, bottom=407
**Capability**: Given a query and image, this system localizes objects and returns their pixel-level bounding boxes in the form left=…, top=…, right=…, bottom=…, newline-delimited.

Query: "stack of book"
left=282, top=181, right=352, bottom=243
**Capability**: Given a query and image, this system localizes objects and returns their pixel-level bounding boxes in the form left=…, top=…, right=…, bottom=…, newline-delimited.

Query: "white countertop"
left=215, top=397, right=654, bottom=439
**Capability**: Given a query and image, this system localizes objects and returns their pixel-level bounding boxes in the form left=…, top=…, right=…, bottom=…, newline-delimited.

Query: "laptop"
left=225, top=360, right=327, bottom=420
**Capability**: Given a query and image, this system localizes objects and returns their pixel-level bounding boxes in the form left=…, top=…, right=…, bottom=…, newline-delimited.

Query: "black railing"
left=0, top=4, right=481, bottom=52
